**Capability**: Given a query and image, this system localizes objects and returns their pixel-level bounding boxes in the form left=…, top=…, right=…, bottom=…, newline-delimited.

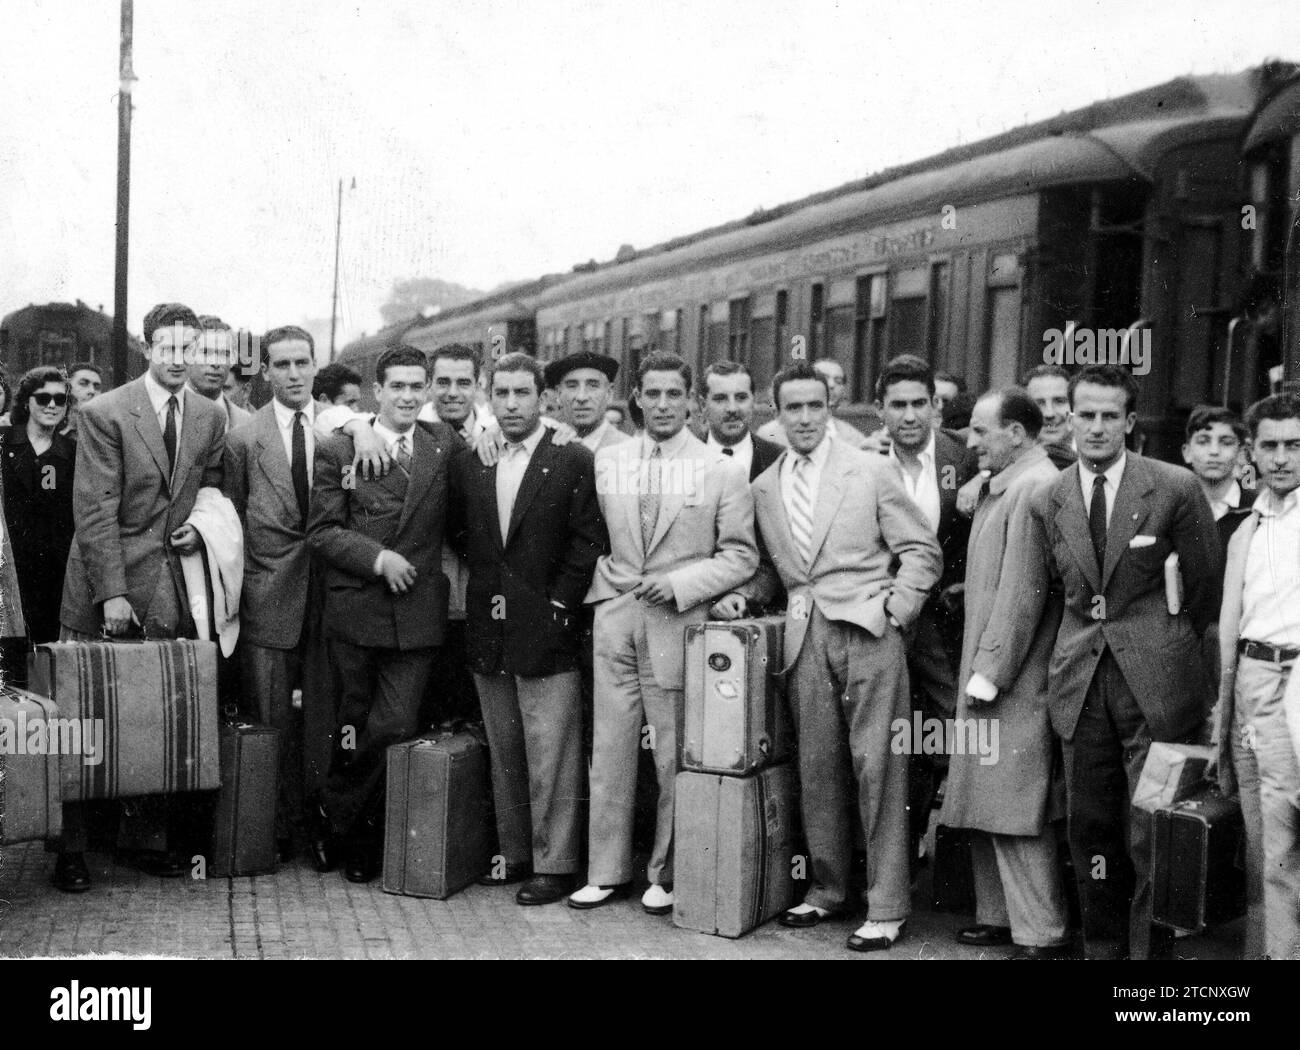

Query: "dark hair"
left=143, top=303, right=200, bottom=344
left=261, top=325, right=316, bottom=366
left=67, top=361, right=103, bottom=380
left=491, top=352, right=546, bottom=395
left=875, top=354, right=935, bottom=401
left=636, top=351, right=692, bottom=390
left=1068, top=364, right=1139, bottom=415
left=375, top=345, right=431, bottom=385
left=11, top=366, right=70, bottom=427
left=992, top=387, right=1043, bottom=440
left=1184, top=404, right=1247, bottom=444
left=313, top=363, right=363, bottom=402
left=699, top=359, right=753, bottom=397
left=197, top=315, right=231, bottom=331
left=1244, top=393, right=1300, bottom=438
left=934, top=370, right=967, bottom=394
left=0, top=374, right=10, bottom=415
left=942, top=391, right=976, bottom=430
left=429, top=342, right=481, bottom=376
left=1022, top=363, right=1070, bottom=386
left=772, top=359, right=829, bottom=410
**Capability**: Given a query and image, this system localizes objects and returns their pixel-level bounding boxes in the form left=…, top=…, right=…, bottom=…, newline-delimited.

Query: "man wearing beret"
left=546, top=352, right=632, bottom=454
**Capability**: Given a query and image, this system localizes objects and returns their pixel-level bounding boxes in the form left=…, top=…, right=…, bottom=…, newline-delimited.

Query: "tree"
left=378, top=277, right=483, bottom=328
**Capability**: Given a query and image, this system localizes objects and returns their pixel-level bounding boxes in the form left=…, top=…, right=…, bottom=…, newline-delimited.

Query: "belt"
left=1237, top=639, right=1300, bottom=664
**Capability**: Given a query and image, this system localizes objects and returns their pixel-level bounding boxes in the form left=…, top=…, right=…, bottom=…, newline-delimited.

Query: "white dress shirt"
left=1209, top=480, right=1243, bottom=522
left=372, top=419, right=416, bottom=464
left=1239, top=487, right=1300, bottom=647
left=495, top=423, right=546, bottom=544
left=272, top=398, right=315, bottom=485
left=417, top=401, right=495, bottom=441
left=1078, top=451, right=1127, bottom=526
left=707, top=431, right=754, bottom=477
left=780, top=432, right=833, bottom=525
left=144, top=370, right=185, bottom=439
left=889, top=430, right=941, bottom=533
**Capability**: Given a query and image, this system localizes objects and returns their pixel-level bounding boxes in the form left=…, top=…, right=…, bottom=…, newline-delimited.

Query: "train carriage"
left=0, top=300, right=144, bottom=386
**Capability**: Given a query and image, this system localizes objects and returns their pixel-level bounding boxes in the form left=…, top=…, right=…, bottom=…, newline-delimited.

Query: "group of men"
left=46, top=299, right=1299, bottom=961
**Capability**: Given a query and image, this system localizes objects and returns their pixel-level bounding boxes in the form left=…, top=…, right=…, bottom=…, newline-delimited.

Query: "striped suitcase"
left=673, top=764, right=799, bottom=938
left=28, top=640, right=220, bottom=801
left=0, top=686, right=63, bottom=844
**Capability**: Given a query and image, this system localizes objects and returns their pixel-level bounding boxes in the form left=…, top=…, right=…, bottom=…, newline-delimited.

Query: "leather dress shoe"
left=53, top=852, right=92, bottom=893
left=477, top=862, right=532, bottom=887
left=516, top=873, right=575, bottom=905
left=846, top=920, right=906, bottom=953
left=778, top=904, right=835, bottom=928
left=132, top=850, right=188, bottom=878
left=956, top=924, right=1013, bottom=947
left=1009, top=943, right=1074, bottom=960
left=566, top=883, right=632, bottom=910
left=344, top=849, right=379, bottom=884
left=307, top=803, right=337, bottom=873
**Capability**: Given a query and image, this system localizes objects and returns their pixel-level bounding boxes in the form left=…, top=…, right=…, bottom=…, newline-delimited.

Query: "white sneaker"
left=641, top=884, right=674, bottom=914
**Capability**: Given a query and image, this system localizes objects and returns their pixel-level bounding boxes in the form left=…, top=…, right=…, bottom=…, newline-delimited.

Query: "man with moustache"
left=545, top=351, right=631, bottom=453
left=1213, top=393, right=1300, bottom=960
left=942, top=388, right=1071, bottom=959
left=721, top=359, right=940, bottom=951
left=1035, top=364, right=1221, bottom=960
left=448, top=353, right=606, bottom=906
left=223, top=326, right=330, bottom=861
left=698, top=360, right=783, bottom=482
left=187, top=317, right=252, bottom=434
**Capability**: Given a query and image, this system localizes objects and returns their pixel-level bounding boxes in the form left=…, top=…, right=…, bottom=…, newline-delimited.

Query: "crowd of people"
left=1, top=299, right=1297, bottom=961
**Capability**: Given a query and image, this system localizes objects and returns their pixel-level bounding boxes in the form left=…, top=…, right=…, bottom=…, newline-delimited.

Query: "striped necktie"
left=790, top=455, right=814, bottom=566
left=640, top=444, right=662, bottom=550
left=393, top=434, right=412, bottom=472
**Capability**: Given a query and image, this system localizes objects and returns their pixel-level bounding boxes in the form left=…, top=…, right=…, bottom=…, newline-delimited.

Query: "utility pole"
left=112, top=0, right=136, bottom=387
left=329, top=178, right=343, bottom=361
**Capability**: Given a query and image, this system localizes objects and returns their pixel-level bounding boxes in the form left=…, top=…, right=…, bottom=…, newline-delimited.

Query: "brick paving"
left=0, top=842, right=1243, bottom=960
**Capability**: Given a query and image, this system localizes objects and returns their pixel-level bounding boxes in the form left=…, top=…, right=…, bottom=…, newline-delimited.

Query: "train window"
left=809, top=282, right=825, bottom=359
left=889, top=266, right=928, bottom=361
left=728, top=297, right=751, bottom=362
left=854, top=274, right=887, bottom=403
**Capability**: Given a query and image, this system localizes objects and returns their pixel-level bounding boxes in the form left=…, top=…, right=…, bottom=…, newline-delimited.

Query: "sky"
left=1, top=0, right=1297, bottom=353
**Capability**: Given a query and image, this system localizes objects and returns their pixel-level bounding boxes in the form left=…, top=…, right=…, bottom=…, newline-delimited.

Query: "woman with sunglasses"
left=1, top=366, right=77, bottom=656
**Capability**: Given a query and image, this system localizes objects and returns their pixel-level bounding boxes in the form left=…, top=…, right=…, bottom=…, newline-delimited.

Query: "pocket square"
left=1128, top=535, right=1157, bottom=548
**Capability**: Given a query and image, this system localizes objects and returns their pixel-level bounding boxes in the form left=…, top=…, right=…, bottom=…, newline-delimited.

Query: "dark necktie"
left=291, top=411, right=309, bottom=529
left=1089, top=474, right=1108, bottom=567
left=721, top=446, right=734, bottom=456
left=163, top=395, right=179, bottom=477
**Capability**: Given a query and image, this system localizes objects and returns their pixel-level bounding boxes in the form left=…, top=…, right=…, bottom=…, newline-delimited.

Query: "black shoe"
left=53, top=852, right=92, bottom=893
left=846, top=921, right=906, bottom=953
left=477, top=862, right=532, bottom=887
left=1009, top=943, right=1074, bottom=960
left=516, top=873, right=575, bottom=906
left=956, top=924, right=1013, bottom=947
left=566, top=884, right=633, bottom=910
left=779, top=905, right=840, bottom=928
left=276, top=838, right=296, bottom=865
left=307, top=803, right=337, bottom=873
left=343, top=849, right=378, bottom=884
left=132, top=850, right=188, bottom=878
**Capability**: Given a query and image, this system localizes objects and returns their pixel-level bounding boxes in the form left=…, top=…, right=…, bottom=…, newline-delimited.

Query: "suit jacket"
left=222, top=403, right=317, bottom=649
left=927, top=428, right=980, bottom=591
left=740, top=440, right=942, bottom=670
left=307, top=420, right=459, bottom=650
left=1216, top=485, right=1256, bottom=553
left=224, top=395, right=253, bottom=433
left=749, top=433, right=783, bottom=482
left=586, top=430, right=758, bottom=690
left=449, top=430, right=607, bottom=677
left=59, top=378, right=226, bottom=636
left=1035, top=454, right=1222, bottom=742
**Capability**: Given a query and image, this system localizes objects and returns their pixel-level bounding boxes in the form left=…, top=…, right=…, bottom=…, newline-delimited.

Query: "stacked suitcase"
left=1152, top=786, right=1247, bottom=933
left=674, top=616, right=799, bottom=938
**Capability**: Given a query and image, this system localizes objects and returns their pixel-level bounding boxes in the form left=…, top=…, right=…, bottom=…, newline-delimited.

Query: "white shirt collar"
left=888, top=428, right=935, bottom=467
left=1255, top=485, right=1299, bottom=519
left=792, top=432, right=833, bottom=469
left=500, top=422, right=547, bottom=457
left=144, top=371, right=185, bottom=415
left=644, top=427, right=691, bottom=459
left=580, top=419, right=612, bottom=452
left=373, top=418, right=416, bottom=451
left=272, top=398, right=315, bottom=428
left=1079, top=450, right=1126, bottom=491
left=707, top=431, right=753, bottom=456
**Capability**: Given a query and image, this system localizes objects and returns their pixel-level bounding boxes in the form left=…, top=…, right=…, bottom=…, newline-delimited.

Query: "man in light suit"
left=449, top=353, right=606, bottom=906
left=1035, top=364, right=1221, bottom=960
left=568, top=351, right=758, bottom=915
left=223, top=325, right=330, bottom=863
left=756, top=358, right=879, bottom=450
left=698, top=360, right=783, bottom=483
left=188, top=317, right=252, bottom=434
left=723, top=359, right=942, bottom=952
left=1213, top=393, right=1300, bottom=960
left=55, top=302, right=227, bottom=891
left=307, top=345, right=460, bottom=882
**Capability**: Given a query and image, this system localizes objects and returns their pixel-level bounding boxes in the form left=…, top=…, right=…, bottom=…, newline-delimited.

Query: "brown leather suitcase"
left=673, top=764, right=799, bottom=938
left=1152, top=787, right=1246, bottom=932
left=382, top=730, right=493, bottom=899
left=683, top=617, right=791, bottom=776
left=0, top=686, right=63, bottom=844
left=209, top=722, right=279, bottom=877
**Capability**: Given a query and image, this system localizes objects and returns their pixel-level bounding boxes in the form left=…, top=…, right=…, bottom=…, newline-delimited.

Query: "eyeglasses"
left=32, top=392, right=69, bottom=408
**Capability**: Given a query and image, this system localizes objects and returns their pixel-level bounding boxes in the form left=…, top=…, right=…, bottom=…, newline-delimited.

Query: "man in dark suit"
left=307, top=344, right=459, bottom=882
left=698, top=360, right=783, bottom=482
left=56, top=302, right=227, bottom=890
left=1035, top=364, right=1222, bottom=959
left=875, top=355, right=978, bottom=854
left=448, top=353, right=606, bottom=906
left=223, top=325, right=330, bottom=861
